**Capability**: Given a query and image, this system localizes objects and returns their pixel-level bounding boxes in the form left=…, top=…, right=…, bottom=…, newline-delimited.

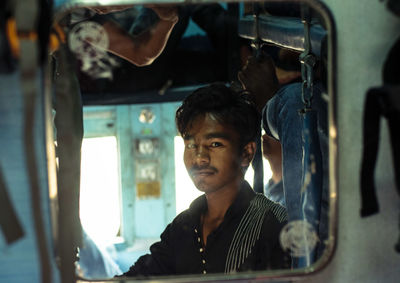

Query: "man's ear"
left=241, top=141, right=256, bottom=167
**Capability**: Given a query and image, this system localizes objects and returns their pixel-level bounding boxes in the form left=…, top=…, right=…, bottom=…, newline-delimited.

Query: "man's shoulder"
left=170, top=194, right=206, bottom=226
left=172, top=209, right=191, bottom=224
left=250, top=193, right=288, bottom=223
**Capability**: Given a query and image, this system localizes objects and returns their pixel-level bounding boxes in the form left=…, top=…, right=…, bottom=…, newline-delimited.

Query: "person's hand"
left=145, top=5, right=178, bottom=23
left=238, top=55, right=280, bottom=113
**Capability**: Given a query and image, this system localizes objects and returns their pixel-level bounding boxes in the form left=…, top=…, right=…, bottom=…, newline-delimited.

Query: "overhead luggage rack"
left=238, top=14, right=326, bottom=57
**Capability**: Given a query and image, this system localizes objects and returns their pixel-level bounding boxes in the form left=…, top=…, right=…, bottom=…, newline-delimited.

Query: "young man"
left=120, top=83, right=289, bottom=277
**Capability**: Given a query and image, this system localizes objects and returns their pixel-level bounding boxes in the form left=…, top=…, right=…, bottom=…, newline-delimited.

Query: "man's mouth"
left=189, top=167, right=218, bottom=178
left=192, top=170, right=215, bottom=177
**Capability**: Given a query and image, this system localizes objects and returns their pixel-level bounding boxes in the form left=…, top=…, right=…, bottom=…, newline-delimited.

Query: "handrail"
left=238, top=14, right=326, bottom=57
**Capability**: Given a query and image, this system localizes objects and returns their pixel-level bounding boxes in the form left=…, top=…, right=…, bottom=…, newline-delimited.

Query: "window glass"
left=49, top=0, right=336, bottom=281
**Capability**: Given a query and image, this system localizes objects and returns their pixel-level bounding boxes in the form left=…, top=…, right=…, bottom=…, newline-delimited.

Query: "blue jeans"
left=262, top=82, right=329, bottom=265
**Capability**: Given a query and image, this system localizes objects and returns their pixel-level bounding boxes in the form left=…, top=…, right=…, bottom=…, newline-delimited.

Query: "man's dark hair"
left=176, top=83, right=261, bottom=149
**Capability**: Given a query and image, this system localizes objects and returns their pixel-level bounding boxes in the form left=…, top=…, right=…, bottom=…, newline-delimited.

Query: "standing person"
left=238, top=54, right=328, bottom=265
left=119, top=83, right=289, bottom=277
left=238, top=48, right=301, bottom=209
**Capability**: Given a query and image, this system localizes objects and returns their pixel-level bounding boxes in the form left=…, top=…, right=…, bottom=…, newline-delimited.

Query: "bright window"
left=174, top=137, right=203, bottom=214
left=79, top=136, right=121, bottom=246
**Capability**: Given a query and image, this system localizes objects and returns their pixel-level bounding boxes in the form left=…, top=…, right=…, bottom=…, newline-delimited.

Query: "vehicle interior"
left=44, top=0, right=337, bottom=281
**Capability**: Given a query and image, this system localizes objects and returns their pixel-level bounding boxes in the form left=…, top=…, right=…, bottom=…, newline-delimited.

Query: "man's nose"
left=195, top=146, right=210, bottom=164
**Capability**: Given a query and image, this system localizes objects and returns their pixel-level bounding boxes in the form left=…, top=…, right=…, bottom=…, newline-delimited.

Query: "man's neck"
left=204, top=182, right=241, bottom=220
left=201, top=181, right=242, bottom=246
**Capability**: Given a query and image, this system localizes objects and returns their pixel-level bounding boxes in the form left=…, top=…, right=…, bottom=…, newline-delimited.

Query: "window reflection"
left=49, top=0, right=335, bottom=280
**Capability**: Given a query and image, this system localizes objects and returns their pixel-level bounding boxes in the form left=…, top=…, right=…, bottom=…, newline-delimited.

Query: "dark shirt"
left=122, top=181, right=290, bottom=277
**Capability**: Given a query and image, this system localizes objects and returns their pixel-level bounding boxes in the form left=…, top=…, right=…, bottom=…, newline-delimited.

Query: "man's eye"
left=186, top=143, right=196, bottom=149
left=210, top=142, right=222, bottom=147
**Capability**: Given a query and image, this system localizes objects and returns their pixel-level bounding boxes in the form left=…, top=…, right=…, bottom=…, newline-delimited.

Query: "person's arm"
left=93, top=5, right=178, bottom=66
left=120, top=223, right=176, bottom=277
left=237, top=55, right=280, bottom=113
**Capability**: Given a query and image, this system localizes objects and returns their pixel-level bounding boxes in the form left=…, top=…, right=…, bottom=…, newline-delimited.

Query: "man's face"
left=183, top=113, right=247, bottom=194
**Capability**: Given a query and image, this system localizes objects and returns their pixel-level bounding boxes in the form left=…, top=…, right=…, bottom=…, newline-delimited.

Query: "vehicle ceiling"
left=53, top=0, right=319, bottom=106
